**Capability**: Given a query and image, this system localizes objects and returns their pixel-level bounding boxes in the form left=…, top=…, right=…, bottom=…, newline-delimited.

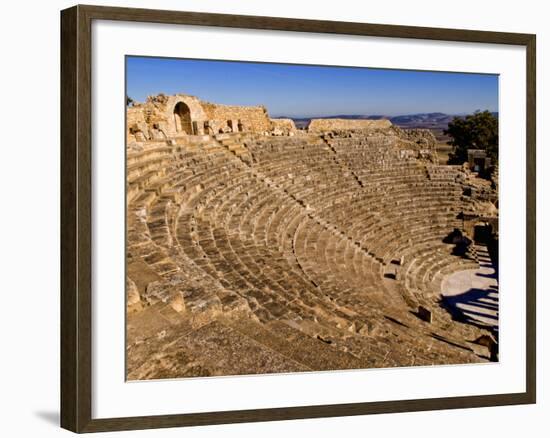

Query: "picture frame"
left=60, top=4, right=536, bottom=433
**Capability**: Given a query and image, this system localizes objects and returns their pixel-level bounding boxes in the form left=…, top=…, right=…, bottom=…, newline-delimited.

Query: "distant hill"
left=390, top=112, right=453, bottom=128
left=277, top=112, right=498, bottom=130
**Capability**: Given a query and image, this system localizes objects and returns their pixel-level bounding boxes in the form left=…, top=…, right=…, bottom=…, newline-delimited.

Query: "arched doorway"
left=173, top=102, right=193, bottom=134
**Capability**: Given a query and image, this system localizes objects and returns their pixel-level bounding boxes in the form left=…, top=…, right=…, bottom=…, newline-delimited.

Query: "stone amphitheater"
left=126, top=93, right=499, bottom=380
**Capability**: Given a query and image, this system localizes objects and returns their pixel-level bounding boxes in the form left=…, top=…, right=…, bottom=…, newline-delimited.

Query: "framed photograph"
left=60, top=4, right=536, bottom=433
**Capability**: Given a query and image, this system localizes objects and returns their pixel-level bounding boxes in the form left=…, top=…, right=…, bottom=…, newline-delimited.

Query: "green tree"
left=444, top=110, right=498, bottom=164
left=126, top=95, right=135, bottom=107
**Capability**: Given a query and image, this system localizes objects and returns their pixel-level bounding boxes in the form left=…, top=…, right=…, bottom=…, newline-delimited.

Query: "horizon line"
left=270, top=109, right=499, bottom=119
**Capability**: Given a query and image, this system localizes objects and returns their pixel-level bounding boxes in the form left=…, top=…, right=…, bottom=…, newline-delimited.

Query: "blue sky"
left=126, top=56, right=498, bottom=118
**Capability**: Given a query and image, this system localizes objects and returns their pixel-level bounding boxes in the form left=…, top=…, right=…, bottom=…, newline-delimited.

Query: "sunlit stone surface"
left=125, top=94, right=499, bottom=380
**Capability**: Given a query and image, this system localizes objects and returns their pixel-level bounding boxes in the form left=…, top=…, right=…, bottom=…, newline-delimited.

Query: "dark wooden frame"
left=61, top=4, right=536, bottom=433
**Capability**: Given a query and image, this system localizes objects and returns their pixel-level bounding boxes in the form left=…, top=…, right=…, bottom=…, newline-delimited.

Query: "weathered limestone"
left=125, top=95, right=499, bottom=380
left=126, top=277, right=142, bottom=313
left=127, top=93, right=287, bottom=142
left=202, top=101, right=272, bottom=132
left=127, top=94, right=208, bottom=141
left=270, top=118, right=297, bottom=135
left=308, top=118, right=392, bottom=132
left=399, top=128, right=437, bottom=148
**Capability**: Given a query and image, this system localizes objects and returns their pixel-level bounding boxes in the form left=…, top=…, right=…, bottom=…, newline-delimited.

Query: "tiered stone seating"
left=126, top=143, right=176, bottom=205
left=126, top=129, right=496, bottom=379
left=325, top=136, right=475, bottom=274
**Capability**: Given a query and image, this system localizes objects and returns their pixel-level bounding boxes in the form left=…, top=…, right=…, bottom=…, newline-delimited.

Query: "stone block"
left=417, top=306, right=432, bottom=323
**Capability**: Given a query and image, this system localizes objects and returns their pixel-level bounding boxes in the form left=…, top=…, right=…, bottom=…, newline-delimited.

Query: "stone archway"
left=173, top=101, right=193, bottom=134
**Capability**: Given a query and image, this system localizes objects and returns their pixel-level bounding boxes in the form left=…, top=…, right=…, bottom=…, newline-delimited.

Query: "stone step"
left=220, top=316, right=314, bottom=368
left=128, top=319, right=309, bottom=380
left=127, top=302, right=178, bottom=343
left=265, top=320, right=366, bottom=371
left=225, top=316, right=375, bottom=371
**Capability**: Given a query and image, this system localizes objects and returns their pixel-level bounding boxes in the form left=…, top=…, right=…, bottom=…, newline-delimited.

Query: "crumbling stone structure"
left=127, top=94, right=208, bottom=141
left=467, top=149, right=492, bottom=174
left=201, top=101, right=272, bottom=133
left=270, top=118, right=297, bottom=135
left=125, top=93, right=498, bottom=380
left=308, top=118, right=392, bottom=132
left=127, top=93, right=276, bottom=142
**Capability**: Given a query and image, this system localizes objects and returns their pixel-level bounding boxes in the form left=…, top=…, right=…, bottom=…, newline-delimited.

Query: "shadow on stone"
left=439, top=288, right=499, bottom=337
left=384, top=315, right=409, bottom=328
left=430, top=333, right=473, bottom=352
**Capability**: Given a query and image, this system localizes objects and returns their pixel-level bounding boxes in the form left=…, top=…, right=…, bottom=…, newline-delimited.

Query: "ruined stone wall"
left=399, top=128, right=437, bottom=149
left=126, top=94, right=209, bottom=140
left=308, top=118, right=392, bottom=132
left=127, top=105, right=150, bottom=142
left=202, top=102, right=272, bottom=133
left=270, top=118, right=297, bottom=135
left=393, top=127, right=438, bottom=161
